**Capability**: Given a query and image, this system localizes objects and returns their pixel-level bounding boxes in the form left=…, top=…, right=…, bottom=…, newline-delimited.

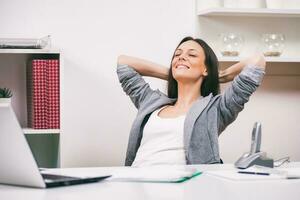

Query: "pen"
left=238, top=171, right=270, bottom=176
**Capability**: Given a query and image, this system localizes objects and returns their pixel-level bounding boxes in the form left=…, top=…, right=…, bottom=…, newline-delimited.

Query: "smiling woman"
left=168, top=37, right=220, bottom=100
left=117, top=36, right=266, bottom=167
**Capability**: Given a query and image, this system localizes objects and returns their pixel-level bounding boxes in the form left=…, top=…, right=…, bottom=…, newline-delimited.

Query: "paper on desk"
left=255, top=166, right=300, bottom=179
left=110, top=165, right=201, bottom=183
left=204, top=166, right=300, bottom=181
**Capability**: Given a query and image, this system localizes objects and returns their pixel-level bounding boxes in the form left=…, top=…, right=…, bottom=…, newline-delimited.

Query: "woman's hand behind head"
left=242, top=53, right=266, bottom=70
left=218, top=53, right=266, bottom=84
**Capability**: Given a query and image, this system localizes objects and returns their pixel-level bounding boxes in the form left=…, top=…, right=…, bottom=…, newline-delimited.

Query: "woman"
left=117, top=36, right=266, bottom=167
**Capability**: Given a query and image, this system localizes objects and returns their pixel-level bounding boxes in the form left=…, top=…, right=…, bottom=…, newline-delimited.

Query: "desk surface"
left=1, top=163, right=300, bottom=200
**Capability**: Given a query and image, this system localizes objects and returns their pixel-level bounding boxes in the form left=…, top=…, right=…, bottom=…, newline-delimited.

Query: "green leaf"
left=0, top=87, right=13, bottom=98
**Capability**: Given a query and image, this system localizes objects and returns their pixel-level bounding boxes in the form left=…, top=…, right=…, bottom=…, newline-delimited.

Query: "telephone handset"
left=250, top=122, right=261, bottom=154
left=235, top=122, right=273, bottom=169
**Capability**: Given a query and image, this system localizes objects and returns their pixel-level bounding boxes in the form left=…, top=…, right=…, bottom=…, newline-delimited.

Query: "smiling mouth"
left=176, top=65, right=190, bottom=70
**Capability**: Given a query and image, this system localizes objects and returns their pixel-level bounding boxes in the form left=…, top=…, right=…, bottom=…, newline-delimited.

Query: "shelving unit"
left=218, top=56, right=300, bottom=63
left=195, top=5, right=300, bottom=75
left=197, top=8, right=300, bottom=17
left=0, top=48, right=62, bottom=168
left=0, top=48, right=60, bottom=54
left=196, top=3, right=300, bottom=163
left=23, top=128, right=60, bottom=134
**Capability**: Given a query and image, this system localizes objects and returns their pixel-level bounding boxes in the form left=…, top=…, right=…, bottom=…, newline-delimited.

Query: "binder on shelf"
left=27, top=59, right=60, bottom=129
left=27, top=60, right=48, bottom=129
left=47, top=59, right=60, bottom=129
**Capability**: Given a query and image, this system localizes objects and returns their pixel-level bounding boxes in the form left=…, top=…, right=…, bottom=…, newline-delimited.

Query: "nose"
left=178, top=54, right=187, bottom=61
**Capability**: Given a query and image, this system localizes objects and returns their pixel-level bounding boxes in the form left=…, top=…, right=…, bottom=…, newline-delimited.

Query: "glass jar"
left=261, top=33, right=285, bottom=57
left=220, top=33, right=244, bottom=57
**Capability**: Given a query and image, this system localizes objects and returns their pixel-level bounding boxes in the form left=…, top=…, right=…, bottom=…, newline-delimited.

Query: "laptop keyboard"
left=42, top=173, right=77, bottom=181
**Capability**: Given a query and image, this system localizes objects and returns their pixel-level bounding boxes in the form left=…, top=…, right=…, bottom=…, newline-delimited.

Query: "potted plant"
left=0, top=87, right=13, bottom=104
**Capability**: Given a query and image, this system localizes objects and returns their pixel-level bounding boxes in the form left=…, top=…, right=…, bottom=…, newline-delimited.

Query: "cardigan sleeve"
left=117, top=64, right=156, bottom=109
left=217, top=65, right=265, bottom=134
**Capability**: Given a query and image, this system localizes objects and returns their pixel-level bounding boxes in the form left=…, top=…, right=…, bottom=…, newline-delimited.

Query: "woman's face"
left=171, top=40, right=207, bottom=83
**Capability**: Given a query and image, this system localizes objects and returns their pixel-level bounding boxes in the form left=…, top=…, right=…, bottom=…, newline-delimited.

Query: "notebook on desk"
left=110, top=166, right=201, bottom=183
left=0, top=104, right=111, bottom=188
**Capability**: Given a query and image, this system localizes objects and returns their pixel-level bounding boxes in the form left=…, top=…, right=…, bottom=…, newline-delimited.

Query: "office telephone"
left=234, top=122, right=274, bottom=169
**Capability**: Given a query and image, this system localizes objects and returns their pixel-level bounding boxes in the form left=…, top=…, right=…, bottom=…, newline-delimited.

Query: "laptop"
left=0, top=104, right=111, bottom=188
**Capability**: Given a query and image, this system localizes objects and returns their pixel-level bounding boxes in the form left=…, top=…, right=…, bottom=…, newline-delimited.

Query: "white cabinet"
left=0, top=49, right=62, bottom=167
left=195, top=4, right=300, bottom=75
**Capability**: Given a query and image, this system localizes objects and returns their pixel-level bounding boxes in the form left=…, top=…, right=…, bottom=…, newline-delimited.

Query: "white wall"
left=1, top=0, right=299, bottom=167
left=0, top=0, right=196, bottom=166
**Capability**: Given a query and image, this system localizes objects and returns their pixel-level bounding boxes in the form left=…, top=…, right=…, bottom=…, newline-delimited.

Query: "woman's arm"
left=117, top=55, right=169, bottom=109
left=217, top=54, right=266, bottom=134
left=219, top=54, right=266, bottom=83
left=118, top=55, right=169, bottom=80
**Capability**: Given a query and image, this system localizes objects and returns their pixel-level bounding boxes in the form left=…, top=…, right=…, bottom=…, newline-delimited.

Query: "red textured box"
left=27, top=60, right=48, bottom=129
left=47, top=59, right=60, bottom=129
left=27, top=59, right=60, bottom=129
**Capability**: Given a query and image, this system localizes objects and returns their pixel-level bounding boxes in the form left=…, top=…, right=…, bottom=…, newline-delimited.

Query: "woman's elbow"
left=256, top=54, right=266, bottom=70
left=117, top=54, right=129, bottom=66
left=245, top=54, right=266, bottom=70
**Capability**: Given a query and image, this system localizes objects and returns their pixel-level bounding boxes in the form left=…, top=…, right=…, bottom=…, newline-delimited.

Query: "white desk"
left=1, top=163, right=300, bottom=200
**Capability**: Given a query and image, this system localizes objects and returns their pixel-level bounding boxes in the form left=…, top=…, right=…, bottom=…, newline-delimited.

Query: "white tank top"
left=132, top=106, right=186, bottom=167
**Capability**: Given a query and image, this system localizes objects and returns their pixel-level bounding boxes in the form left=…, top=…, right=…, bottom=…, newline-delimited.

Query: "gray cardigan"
left=117, top=64, right=265, bottom=166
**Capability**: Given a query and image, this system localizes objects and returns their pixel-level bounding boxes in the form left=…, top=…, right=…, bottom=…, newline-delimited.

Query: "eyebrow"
left=175, top=48, right=199, bottom=52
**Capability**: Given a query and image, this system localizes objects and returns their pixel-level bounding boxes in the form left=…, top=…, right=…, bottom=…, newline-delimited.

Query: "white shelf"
left=22, top=128, right=60, bottom=135
left=0, top=48, right=60, bottom=54
left=197, top=8, right=300, bottom=17
left=218, top=56, right=300, bottom=63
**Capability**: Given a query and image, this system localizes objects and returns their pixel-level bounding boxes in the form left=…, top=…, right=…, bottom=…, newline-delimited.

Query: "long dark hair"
left=167, top=36, right=220, bottom=98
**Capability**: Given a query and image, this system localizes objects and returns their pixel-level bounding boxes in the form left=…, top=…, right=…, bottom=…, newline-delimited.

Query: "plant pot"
left=0, top=98, right=12, bottom=105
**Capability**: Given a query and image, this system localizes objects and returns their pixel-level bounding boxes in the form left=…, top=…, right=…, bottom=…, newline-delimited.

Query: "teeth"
left=177, top=65, right=189, bottom=69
